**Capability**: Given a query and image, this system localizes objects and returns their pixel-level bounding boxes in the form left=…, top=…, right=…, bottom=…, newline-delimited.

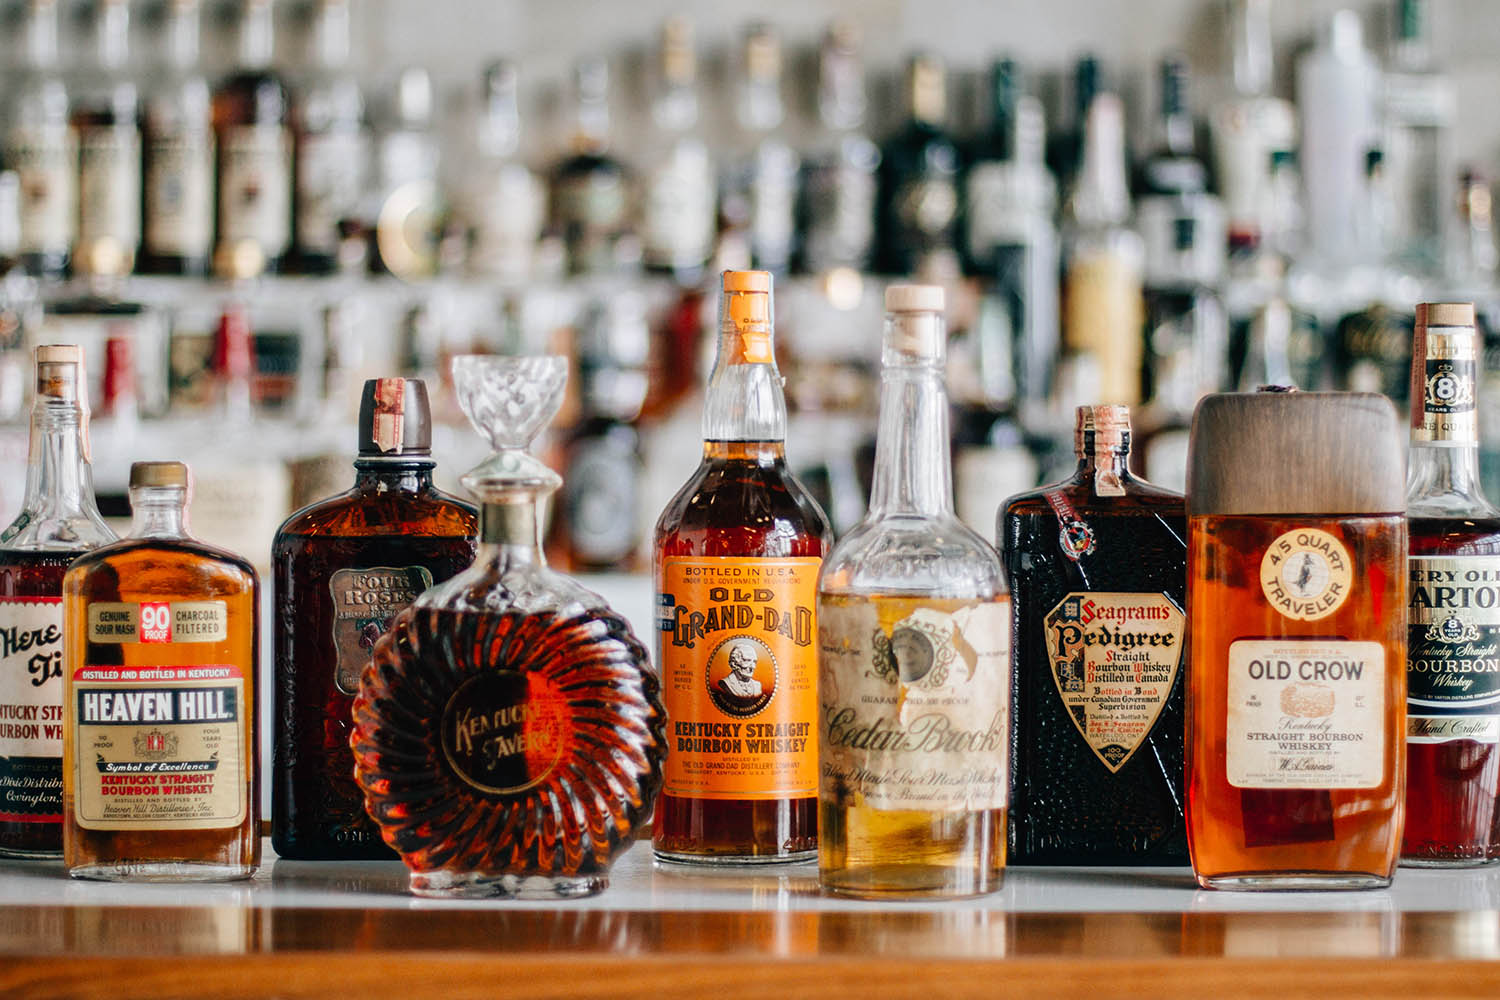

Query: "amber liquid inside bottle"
left=272, top=473, right=475, bottom=860
left=1404, top=514, right=1500, bottom=866
left=0, top=549, right=83, bottom=857
left=1187, top=514, right=1406, bottom=888
left=63, top=538, right=259, bottom=879
left=653, top=440, right=830, bottom=862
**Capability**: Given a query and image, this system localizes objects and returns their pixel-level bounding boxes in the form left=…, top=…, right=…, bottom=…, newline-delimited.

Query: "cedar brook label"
left=0, top=597, right=65, bottom=822
left=1043, top=592, right=1184, bottom=772
left=1260, top=528, right=1353, bottom=622
left=818, top=596, right=1009, bottom=812
left=329, top=567, right=432, bottom=694
left=72, top=663, right=246, bottom=830
left=1225, top=640, right=1386, bottom=789
left=657, top=557, right=819, bottom=800
left=1407, top=556, right=1500, bottom=744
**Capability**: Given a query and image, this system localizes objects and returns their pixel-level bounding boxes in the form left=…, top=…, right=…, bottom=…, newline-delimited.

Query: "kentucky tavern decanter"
left=350, top=355, right=666, bottom=898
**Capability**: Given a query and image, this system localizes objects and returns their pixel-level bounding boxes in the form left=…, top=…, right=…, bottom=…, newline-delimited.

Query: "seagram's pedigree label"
left=1407, top=556, right=1500, bottom=744
left=657, top=557, right=819, bottom=801
left=1260, top=528, right=1353, bottom=622
left=329, top=567, right=432, bottom=695
left=1043, top=592, right=1184, bottom=773
left=818, top=595, right=1009, bottom=812
left=72, top=663, right=246, bottom=830
left=1225, top=640, right=1386, bottom=789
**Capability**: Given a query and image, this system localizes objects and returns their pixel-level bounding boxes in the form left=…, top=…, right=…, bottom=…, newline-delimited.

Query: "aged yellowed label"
left=1043, top=592, right=1184, bottom=772
left=1225, top=640, right=1386, bottom=789
left=818, top=595, right=1009, bottom=812
left=1260, top=528, right=1353, bottom=622
left=72, top=663, right=246, bottom=830
left=329, top=566, right=431, bottom=695
left=87, top=601, right=227, bottom=645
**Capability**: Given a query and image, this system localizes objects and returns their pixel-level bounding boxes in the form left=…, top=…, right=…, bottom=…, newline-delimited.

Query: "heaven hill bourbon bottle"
left=1187, top=390, right=1406, bottom=889
left=0, top=347, right=115, bottom=858
left=654, top=270, right=832, bottom=864
left=63, top=461, right=259, bottom=881
left=1403, top=302, right=1500, bottom=866
left=1000, top=405, right=1188, bottom=864
left=272, top=379, right=476, bottom=860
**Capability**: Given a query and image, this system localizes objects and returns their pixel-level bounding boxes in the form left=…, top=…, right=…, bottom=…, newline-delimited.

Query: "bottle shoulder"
left=1002, top=476, right=1185, bottom=519
left=274, top=485, right=478, bottom=542
left=655, top=456, right=831, bottom=555
left=68, top=536, right=259, bottom=592
left=821, top=514, right=1005, bottom=599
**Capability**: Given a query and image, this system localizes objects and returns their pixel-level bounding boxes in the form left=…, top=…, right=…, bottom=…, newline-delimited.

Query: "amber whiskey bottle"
left=654, top=270, right=832, bottom=864
left=0, top=347, right=116, bottom=858
left=1187, top=390, right=1406, bottom=890
left=1403, top=302, right=1500, bottom=866
left=63, top=461, right=259, bottom=881
left=1000, top=405, right=1188, bottom=865
left=272, top=379, right=476, bottom=860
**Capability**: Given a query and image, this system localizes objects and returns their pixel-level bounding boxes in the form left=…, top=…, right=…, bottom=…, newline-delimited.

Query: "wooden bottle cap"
left=1187, top=391, right=1404, bottom=516
left=884, top=284, right=944, bottom=313
left=1415, top=302, right=1475, bottom=329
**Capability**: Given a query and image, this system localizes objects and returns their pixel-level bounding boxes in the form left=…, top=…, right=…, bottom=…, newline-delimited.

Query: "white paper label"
left=0, top=597, right=64, bottom=759
left=642, top=141, right=715, bottom=269
left=7, top=125, right=76, bottom=254
left=295, top=129, right=366, bottom=253
left=219, top=125, right=291, bottom=254
left=145, top=131, right=214, bottom=256
left=78, top=126, right=141, bottom=248
left=1226, top=639, right=1386, bottom=789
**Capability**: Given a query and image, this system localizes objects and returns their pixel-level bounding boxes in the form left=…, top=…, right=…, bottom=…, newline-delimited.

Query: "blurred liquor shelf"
left=4, top=0, right=1500, bottom=572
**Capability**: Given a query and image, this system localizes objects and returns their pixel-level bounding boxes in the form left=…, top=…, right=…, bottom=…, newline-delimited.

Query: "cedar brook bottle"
left=1186, top=389, right=1406, bottom=889
left=653, top=270, right=832, bottom=863
left=818, top=285, right=1010, bottom=897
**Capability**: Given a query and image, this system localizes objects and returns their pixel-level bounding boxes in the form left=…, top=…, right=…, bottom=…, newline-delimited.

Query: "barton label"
left=329, top=566, right=432, bottom=695
left=1407, top=555, right=1500, bottom=744
left=0, top=597, right=65, bottom=822
left=1043, top=592, right=1184, bottom=772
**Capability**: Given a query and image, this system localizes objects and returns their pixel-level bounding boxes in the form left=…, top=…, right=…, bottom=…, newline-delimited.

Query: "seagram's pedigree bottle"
left=654, top=270, right=832, bottom=864
left=818, top=285, right=1009, bottom=897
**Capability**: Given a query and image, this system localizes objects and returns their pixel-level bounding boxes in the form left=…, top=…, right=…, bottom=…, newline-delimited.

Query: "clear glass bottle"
left=369, top=67, right=441, bottom=280
left=0, top=346, right=116, bottom=858
left=1384, top=0, right=1454, bottom=279
left=1403, top=302, right=1500, bottom=866
left=639, top=18, right=715, bottom=284
left=63, top=460, right=259, bottom=881
left=729, top=24, right=798, bottom=274
left=652, top=270, right=832, bottom=863
left=350, top=355, right=665, bottom=898
left=141, top=0, right=214, bottom=277
left=465, top=60, right=544, bottom=284
left=5, top=0, right=75, bottom=280
left=292, top=0, right=366, bottom=275
left=550, top=57, right=630, bottom=276
left=798, top=20, right=878, bottom=274
left=72, top=0, right=140, bottom=280
left=818, top=285, right=1010, bottom=898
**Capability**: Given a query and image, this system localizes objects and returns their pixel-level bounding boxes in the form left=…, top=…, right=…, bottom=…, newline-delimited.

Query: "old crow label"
left=1044, top=592, right=1183, bottom=773
left=657, top=557, right=819, bottom=800
left=72, top=663, right=246, bottom=830
left=1260, top=528, right=1353, bottom=622
left=329, top=566, right=432, bottom=695
left=0, top=597, right=64, bottom=822
left=1407, top=555, right=1500, bottom=744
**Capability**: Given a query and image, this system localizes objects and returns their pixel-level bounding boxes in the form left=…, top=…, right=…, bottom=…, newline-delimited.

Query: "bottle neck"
left=1071, top=95, right=1131, bottom=227
left=21, top=396, right=98, bottom=522
left=474, top=498, right=543, bottom=571
left=353, top=459, right=434, bottom=491
left=1409, top=440, right=1484, bottom=506
left=240, top=3, right=274, bottom=70
left=1408, top=324, right=1488, bottom=510
left=167, top=3, right=201, bottom=72
left=129, top=486, right=189, bottom=539
left=868, top=320, right=951, bottom=518
left=702, top=301, right=786, bottom=445
left=1073, top=445, right=1132, bottom=492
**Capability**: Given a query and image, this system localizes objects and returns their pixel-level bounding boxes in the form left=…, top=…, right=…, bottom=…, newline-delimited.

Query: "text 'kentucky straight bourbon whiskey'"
left=1187, top=391, right=1406, bottom=890
left=654, top=270, right=832, bottom=864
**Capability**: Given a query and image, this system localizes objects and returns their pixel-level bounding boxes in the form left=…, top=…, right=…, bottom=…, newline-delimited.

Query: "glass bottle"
left=550, top=57, right=630, bottom=277
left=63, top=460, right=260, bottom=881
left=465, top=60, right=544, bottom=284
left=1046, top=55, right=1100, bottom=200
left=350, top=355, right=665, bottom=898
left=272, top=378, right=476, bottom=860
left=875, top=54, right=961, bottom=277
left=72, top=0, right=140, bottom=280
left=369, top=68, right=441, bottom=280
left=141, top=0, right=214, bottom=277
left=292, top=0, right=366, bottom=275
left=653, top=270, right=832, bottom=863
left=0, top=346, right=115, bottom=858
left=1403, top=302, right=1500, bottom=866
left=1000, top=405, right=1188, bottom=864
left=819, top=285, right=1010, bottom=898
left=5, top=0, right=75, bottom=280
left=639, top=18, right=715, bottom=284
left=212, top=0, right=292, bottom=279
left=798, top=20, right=878, bottom=274
left=1384, top=0, right=1454, bottom=279
left=728, top=24, right=798, bottom=274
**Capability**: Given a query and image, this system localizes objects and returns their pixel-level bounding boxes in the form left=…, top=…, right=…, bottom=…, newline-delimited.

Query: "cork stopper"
left=35, top=344, right=83, bottom=403
left=1188, top=391, right=1404, bottom=515
left=883, top=285, right=945, bottom=360
left=357, top=377, right=433, bottom=456
left=36, top=344, right=81, bottom=366
left=1416, top=302, right=1475, bottom=329
left=721, top=270, right=774, bottom=365
left=1074, top=405, right=1131, bottom=456
left=884, top=284, right=944, bottom=313
left=130, top=461, right=190, bottom=490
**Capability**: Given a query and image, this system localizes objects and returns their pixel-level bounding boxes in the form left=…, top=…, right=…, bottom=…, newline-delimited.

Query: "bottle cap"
left=884, top=284, right=944, bottom=313
left=1415, top=302, right=1475, bottom=329
left=358, top=377, right=433, bottom=456
left=130, top=461, right=190, bottom=490
left=722, top=269, right=771, bottom=293
left=36, top=344, right=81, bottom=365
left=721, top=271, right=773, bottom=363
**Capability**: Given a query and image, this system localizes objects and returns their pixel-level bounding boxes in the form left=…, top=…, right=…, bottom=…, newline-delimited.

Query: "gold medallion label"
left=1260, top=528, right=1353, bottom=622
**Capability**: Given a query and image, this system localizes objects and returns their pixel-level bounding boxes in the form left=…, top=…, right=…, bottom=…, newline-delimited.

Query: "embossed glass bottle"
left=350, top=356, right=665, bottom=898
left=819, top=285, right=1010, bottom=898
left=272, top=378, right=476, bottom=860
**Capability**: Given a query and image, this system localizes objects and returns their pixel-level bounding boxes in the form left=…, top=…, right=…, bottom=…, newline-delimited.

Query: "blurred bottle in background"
left=876, top=54, right=961, bottom=277
left=639, top=18, right=714, bottom=286
left=798, top=21, right=878, bottom=275
left=370, top=68, right=442, bottom=279
left=464, top=59, right=544, bottom=284
left=141, top=0, right=214, bottom=277
left=1383, top=0, right=1454, bottom=280
left=72, top=0, right=139, bottom=281
left=728, top=24, right=799, bottom=274
left=6, top=0, right=74, bottom=281
left=293, top=0, right=367, bottom=275
left=551, top=57, right=631, bottom=276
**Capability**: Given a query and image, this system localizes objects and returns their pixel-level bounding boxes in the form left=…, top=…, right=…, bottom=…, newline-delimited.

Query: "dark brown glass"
left=0, top=548, right=81, bottom=856
left=653, top=440, right=831, bottom=861
left=272, top=463, right=475, bottom=860
left=1404, top=514, right=1500, bottom=865
left=1000, top=457, right=1189, bottom=865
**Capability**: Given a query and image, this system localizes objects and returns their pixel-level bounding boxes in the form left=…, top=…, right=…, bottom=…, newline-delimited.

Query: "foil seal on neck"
left=721, top=270, right=774, bottom=365
left=358, top=377, right=433, bottom=456
left=1410, top=302, right=1477, bottom=445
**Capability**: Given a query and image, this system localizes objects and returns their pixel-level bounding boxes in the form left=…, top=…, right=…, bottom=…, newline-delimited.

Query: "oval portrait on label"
left=705, top=635, right=777, bottom=718
left=1259, top=528, right=1353, bottom=622
left=440, top=671, right=568, bottom=796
